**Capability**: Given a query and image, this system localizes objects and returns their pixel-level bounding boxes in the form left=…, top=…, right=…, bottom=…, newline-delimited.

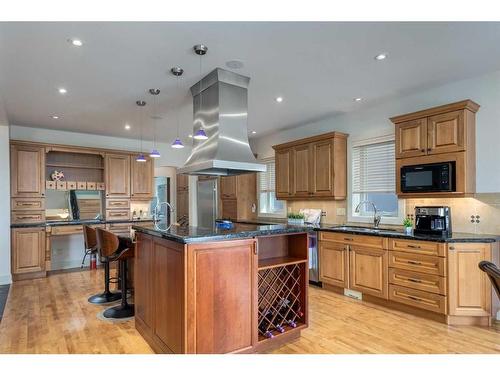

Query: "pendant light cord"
left=176, top=74, right=180, bottom=138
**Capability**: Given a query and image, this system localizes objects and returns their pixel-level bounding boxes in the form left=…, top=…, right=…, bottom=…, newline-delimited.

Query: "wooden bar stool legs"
left=88, top=261, right=122, bottom=304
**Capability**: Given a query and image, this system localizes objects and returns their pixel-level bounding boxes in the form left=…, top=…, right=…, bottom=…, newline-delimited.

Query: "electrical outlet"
left=344, top=289, right=362, bottom=300
left=336, top=207, right=346, bottom=216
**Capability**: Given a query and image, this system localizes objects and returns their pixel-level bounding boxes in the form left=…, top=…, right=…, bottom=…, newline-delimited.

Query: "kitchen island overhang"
left=132, top=222, right=311, bottom=354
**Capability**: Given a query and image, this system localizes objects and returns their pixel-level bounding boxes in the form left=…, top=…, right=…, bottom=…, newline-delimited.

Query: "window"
left=350, top=136, right=404, bottom=225
left=258, top=159, right=286, bottom=217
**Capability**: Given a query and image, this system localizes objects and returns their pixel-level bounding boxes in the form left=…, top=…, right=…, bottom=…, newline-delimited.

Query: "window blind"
left=259, top=160, right=275, bottom=193
left=352, top=140, right=395, bottom=193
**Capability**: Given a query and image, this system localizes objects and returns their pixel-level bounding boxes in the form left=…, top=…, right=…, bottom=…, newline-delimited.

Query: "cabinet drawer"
left=106, top=209, right=130, bottom=221
left=389, top=284, right=446, bottom=314
left=51, top=225, right=83, bottom=236
left=11, top=210, right=45, bottom=224
left=56, top=181, right=67, bottom=190
left=106, top=199, right=130, bottom=209
left=67, top=181, right=77, bottom=190
left=106, top=223, right=131, bottom=237
left=389, top=239, right=445, bottom=257
left=11, top=198, right=45, bottom=211
left=389, top=251, right=445, bottom=276
left=319, top=231, right=387, bottom=248
left=86, top=182, right=96, bottom=190
left=97, top=182, right=105, bottom=191
left=389, top=268, right=446, bottom=295
left=77, top=181, right=87, bottom=190
left=46, top=181, right=56, bottom=190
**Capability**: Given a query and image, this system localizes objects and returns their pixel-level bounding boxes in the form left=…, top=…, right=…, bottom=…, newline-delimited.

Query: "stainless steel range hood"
left=178, top=68, right=266, bottom=176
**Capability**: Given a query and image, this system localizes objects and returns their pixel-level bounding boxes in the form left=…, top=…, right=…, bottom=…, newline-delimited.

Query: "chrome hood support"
left=178, top=68, right=266, bottom=176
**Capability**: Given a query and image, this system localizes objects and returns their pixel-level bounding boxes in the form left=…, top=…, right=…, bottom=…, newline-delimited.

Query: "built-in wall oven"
left=400, top=161, right=455, bottom=193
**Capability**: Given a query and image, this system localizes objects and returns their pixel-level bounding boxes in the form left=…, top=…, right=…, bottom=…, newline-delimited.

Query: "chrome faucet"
left=355, top=201, right=381, bottom=228
left=153, top=201, right=174, bottom=223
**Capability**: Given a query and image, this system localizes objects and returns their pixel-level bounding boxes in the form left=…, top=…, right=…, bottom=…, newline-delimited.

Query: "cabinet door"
left=153, top=238, right=185, bottom=353
left=220, top=176, right=237, bottom=199
left=10, top=144, right=45, bottom=198
left=349, top=246, right=388, bottom=299
left=448, top=243, right=491, bottom=317
left=221, top=198, right=237, bottom=220
left=131, top=155, right=154, bottom=199
left=427, top=110, right=465, bottom=155
left=395, top=118, right=427, bottom=158
left=105, top=153, right=130, bottom=198
left=275, top=148, right=294, bottom=199
left=135, top=233, right=154, bottom=329
left=176, top=189, right=189, bottom=221
left=311, top=140, right=333, bottom=196
left=293, top=144, right=311, bottom=197
left=11, top=227, right=45, bottom=274
left=319, top=241, right=348, bottom=288
left=190, top=240, right=256, bottom=353
left=176, top=174, right=188, bottom=191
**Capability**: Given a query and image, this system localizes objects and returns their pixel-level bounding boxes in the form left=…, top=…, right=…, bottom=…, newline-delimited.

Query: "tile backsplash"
left=286, top=200, right=347, bottom=225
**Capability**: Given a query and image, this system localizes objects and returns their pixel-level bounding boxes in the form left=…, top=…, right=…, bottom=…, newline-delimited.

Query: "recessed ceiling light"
left=58, top=88, right=67, bottom=94
left=51, top=115, right=59, bottom=119
left=354, top=97, right=363, bottom=102
left=251, top=131, right=257, bottom=134
left=69, top=38, right=83, bottom=47
left=276, top=96, right=283, bottom=103
left=188, top=134, right=193, bottom=138
left=374, top=53, right=387, bottom=61
left=124, top=124, right=131, bottom=130
left=225, top=60, right=244, bottom=69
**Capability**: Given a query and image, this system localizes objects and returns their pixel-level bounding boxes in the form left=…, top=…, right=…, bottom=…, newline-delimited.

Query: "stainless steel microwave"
left=400, top=162, right=455, bottom=193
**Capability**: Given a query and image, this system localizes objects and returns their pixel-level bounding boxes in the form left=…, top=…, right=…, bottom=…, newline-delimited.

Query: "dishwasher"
left=308, top=232, right=321, bottom=286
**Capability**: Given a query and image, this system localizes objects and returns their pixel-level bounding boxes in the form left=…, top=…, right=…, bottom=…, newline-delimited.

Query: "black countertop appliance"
left=414, top=206, right=452, bottom=237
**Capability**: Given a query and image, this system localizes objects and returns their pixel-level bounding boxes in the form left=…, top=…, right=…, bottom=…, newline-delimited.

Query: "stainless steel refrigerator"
left=197, top=178, right=218, bottom=228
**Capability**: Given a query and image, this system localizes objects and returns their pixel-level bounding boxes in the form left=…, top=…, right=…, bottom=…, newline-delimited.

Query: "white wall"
left=0, top=123, right=10, bottom=285
left=251, top=68, right=500, bottom=193
left=10, top=125, right=191, bottom=168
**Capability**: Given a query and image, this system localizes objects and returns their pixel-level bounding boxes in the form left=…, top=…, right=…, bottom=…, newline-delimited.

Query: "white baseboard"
left=0, top=274, right=12, bottom=285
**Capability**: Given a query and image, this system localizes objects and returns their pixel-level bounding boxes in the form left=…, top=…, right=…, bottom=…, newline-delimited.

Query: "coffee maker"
left=414, top=206, right=452, bottom=237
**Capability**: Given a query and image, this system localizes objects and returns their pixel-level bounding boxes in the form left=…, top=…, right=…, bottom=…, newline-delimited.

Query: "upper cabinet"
left=131, top=154, right=154, bottom=200
left=273, top=132, right=348, bottom=200
left=105, top=153, right=131, bottom=198
left=10, top=143, right=45, bottom=198
left=391, top=100, right=479, bottom=198
left=220, top=176, right=237, bottom=199
left=219, top=173, right=257, bottom=221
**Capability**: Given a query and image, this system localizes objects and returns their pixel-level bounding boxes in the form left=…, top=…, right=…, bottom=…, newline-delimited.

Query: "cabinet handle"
left=449, top=246, right=455, bottom=250
left=407, top=244, right=421, bottom=249
left=408, top=278, right=422, bottom=283
left=344, top=238, right=354, bottom=241
left=407, top=260, right=421, bottom=265
left=421, top=149, right=425, bottom=152
left=427, top=148, right=432, bottom=152
left=408, top=296, right=421, bottom=302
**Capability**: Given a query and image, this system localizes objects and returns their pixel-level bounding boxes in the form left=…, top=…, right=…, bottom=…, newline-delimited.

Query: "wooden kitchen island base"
left=134, top=229, right=309, bottom=354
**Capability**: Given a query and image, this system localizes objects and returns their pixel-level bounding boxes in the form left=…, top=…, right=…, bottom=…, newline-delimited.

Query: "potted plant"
left=287, top=212, right=305, bottom=225
left=403, top=217, right=413, bottom=235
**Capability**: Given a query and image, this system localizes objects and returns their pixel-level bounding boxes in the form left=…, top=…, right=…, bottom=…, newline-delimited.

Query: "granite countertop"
left=11, top=218, right=154, bottom=229
left=133, top=222, right=313, bottom=244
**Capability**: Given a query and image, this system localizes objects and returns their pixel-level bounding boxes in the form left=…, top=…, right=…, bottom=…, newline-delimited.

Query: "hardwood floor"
left=0, top=270, right=498, bottom=354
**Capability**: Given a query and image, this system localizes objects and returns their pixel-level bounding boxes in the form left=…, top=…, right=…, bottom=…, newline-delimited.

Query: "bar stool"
left=479, top=261, right=500, bottom=300
left=87, top=226, right=122, bottom=305
left=82, top=225, right=97, bottom=268
left=95, top=228, right=135, bottom=319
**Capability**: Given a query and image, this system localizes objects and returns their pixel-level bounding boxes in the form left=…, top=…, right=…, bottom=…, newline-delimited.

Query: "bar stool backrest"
left=479, top=261, right=500, bottom=300
left=95, top=228, right=120, bottom=258
left=83, top=225, right=97, bottom=251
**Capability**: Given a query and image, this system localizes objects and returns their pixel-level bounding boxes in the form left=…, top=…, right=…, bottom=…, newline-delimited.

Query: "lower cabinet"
left=349, top=245, right=388, bottom=299
left=319, top=241, right=348, bottom=288
left=11, top=227, right=46, bottom=277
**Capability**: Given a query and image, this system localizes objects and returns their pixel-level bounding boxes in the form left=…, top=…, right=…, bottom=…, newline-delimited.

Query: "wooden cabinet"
left=349, top=245, right=388, bottom=299
left=11, top=227, right=46, bottom=277
left=105, top=153, right=130, bottom=198
left=447, top=243, right=492, bottom=318
left=176, top=174, right=188, bottom=191
left=392, top=100, right=479, bottom=198
left=395, top=118, right=428, bottom=158
left=134, top=234, right=154, bottom=329
left=131, top=154, right=154, bottom=200
left=176, top=174, right=189, bottom=223
left=273, top=132, right=348, bottom=200
left=319, top=241, right=348, bottom=288
left=10, top=143, right=45, bottom=198
left=218, top=173, right=257, bottom=221
left=220, top=176, right=237, bottom=199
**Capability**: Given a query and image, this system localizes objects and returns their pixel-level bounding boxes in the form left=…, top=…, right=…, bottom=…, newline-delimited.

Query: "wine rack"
left=258, top=262, right=306, bottom=340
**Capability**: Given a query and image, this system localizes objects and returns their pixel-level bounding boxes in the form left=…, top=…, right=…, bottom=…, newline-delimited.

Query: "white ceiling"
left=1, top=22, right=500, bottom=142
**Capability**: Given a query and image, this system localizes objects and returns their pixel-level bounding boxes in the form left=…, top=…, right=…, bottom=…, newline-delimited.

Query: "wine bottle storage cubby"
left=258, top=262, right=306, bottom=340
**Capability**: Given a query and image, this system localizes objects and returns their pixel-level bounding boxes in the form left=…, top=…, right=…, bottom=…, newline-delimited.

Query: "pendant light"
left=170, top=67, right=185, bottom=149
left=136, top=100, right=147, bottom=162
left=193, top=44, right=208, bottom=140
left=148, top=88, right=161, bottom=158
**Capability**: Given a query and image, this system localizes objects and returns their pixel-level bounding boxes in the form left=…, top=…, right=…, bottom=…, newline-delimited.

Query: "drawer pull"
left=407, top=260, right=422, bottom=265
left=408, top=296, right=421, bottom=302
left=17, top=215, right=40, bottom=219
left=344, top=238, right=354, bottom=241
left=407, top=244, right=421, bottom=249
left=408, top=278, right=422, bottom=283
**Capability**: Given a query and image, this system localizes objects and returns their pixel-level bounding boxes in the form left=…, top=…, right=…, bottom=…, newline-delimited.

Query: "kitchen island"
left=132, top=222, right=311, bottom=354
